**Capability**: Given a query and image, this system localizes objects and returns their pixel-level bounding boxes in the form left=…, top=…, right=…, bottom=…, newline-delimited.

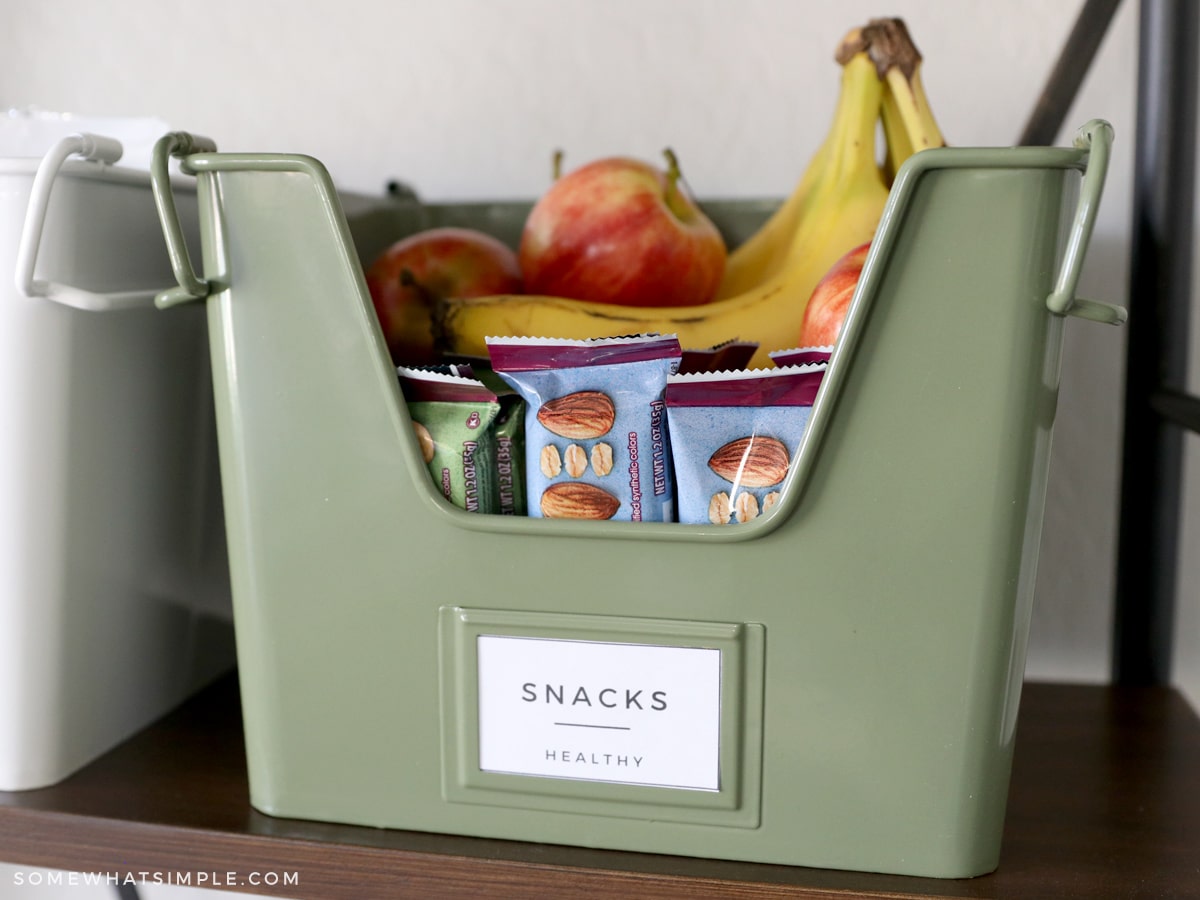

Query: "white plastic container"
left=0, top=132, right=235, bottom=791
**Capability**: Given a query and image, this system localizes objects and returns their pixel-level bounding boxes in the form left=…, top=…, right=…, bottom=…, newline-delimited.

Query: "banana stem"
left=846, top=16, right=945, bottom=178
left=868, top=18, right=921, bottom=80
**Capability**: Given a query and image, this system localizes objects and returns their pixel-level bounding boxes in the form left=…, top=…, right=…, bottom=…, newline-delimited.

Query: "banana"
left=864, top=18, right=946, bottom=183
left=436, top=48, right=890, bottom=369
left=722, top=18, right=939, bottom=290
left=715, top=115, right=833, bottom=298
left=880, top=87, right=915, bottom=185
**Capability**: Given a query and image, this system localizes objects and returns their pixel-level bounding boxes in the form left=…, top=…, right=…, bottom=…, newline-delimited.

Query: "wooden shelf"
left=0, top=675, right=1197, bottom=898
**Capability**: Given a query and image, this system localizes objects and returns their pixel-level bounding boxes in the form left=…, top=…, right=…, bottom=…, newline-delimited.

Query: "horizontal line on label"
left=553, top=722, right=631, bottom=731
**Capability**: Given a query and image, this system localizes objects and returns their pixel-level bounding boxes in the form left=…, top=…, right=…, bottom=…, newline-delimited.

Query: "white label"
left=476, top=635, right=721, bottom=791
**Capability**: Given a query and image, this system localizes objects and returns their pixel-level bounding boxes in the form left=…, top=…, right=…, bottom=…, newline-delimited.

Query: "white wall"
left=0, top=1, right=1111, bottom=198
left=0, top=0, right=1193, bottom=893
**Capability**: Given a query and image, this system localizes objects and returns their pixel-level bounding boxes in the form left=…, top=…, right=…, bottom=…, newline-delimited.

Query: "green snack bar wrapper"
left=470, top=365, right=527, bottom=517
left=397, top=366, right=501, bottom=514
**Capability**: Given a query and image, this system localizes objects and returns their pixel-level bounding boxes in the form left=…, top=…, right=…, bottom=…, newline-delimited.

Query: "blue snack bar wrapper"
left=487, top=334, right=682, bottom=522
left=665, top=364, right=827, bottom=525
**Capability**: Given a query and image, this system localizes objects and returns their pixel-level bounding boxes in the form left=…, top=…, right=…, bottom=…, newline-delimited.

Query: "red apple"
left=365, top=227, right=523, bottom=364
left=518, top=150, right=726, bottom=308
left=798, top=242, right=870, bottom=347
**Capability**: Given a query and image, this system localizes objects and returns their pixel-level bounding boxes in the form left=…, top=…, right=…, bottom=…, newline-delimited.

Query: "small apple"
left=365, top=227, right=522, bottom=364
left=798, top=242, right=870, bottom=347
left=519, top=149, right=726, bottom=308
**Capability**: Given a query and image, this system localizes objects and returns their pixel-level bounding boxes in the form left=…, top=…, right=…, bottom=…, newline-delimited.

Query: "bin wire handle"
left=151, top=132, right=217, bottom=308
left=13, top=133, right=167, bottom=312
left=1046, top=119, right=1127, bottom=325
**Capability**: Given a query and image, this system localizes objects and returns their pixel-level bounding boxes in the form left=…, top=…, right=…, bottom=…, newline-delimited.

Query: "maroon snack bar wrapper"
left=677, top=339, right=760, bottom=375
left=768, top=345, right=834, bottom=367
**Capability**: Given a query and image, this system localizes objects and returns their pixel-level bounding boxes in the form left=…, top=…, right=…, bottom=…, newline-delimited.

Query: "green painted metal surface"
left=150, top=121, right=1120, bottom=878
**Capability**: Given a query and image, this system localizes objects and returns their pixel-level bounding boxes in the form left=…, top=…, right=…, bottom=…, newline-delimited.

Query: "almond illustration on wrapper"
left=708, top=491, right=732, bottom=525
left=591, top=442, right=614, bottom=476
left=412, top=420, right=435, bottom=464
left=539, top=444, right=562, bottom=478
left=564, top=443, right=588, bottom=478
left=540, top=482, right=621, bottom=519
left=708, top=436, right=790, bottom=488
left=537, top=390, right=616, bottom=439
left=734, top=491, right=760, bottom=523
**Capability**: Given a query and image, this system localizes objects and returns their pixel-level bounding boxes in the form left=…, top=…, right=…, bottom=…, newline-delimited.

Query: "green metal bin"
left=149, top=120, right=1123, bottom=878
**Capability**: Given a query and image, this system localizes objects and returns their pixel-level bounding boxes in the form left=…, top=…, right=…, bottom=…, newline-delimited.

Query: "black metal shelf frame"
left=1114, top=0, right=1198, bottom=685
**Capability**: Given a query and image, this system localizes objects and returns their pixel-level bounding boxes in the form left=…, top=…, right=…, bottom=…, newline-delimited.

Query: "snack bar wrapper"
left=468, top=365, right=527, bottom=517
left=487, top=334, right=682, bottom=522
left=437, top=357, right=528, bottom=515
left=678, top=339, right=760, bottom=375
left=665, top=364, right=827, bottom=526
left=768, top=345, right=834, bottom=367
left=397, top=366, right=501, bottom=514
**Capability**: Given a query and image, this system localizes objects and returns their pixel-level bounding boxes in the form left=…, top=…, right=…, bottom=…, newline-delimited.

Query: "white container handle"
left=14, top=132, right=164, bottom=312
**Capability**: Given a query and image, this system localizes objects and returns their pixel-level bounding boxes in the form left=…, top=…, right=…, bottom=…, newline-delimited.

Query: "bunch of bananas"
left=434, top=18, right=944, bottom=368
